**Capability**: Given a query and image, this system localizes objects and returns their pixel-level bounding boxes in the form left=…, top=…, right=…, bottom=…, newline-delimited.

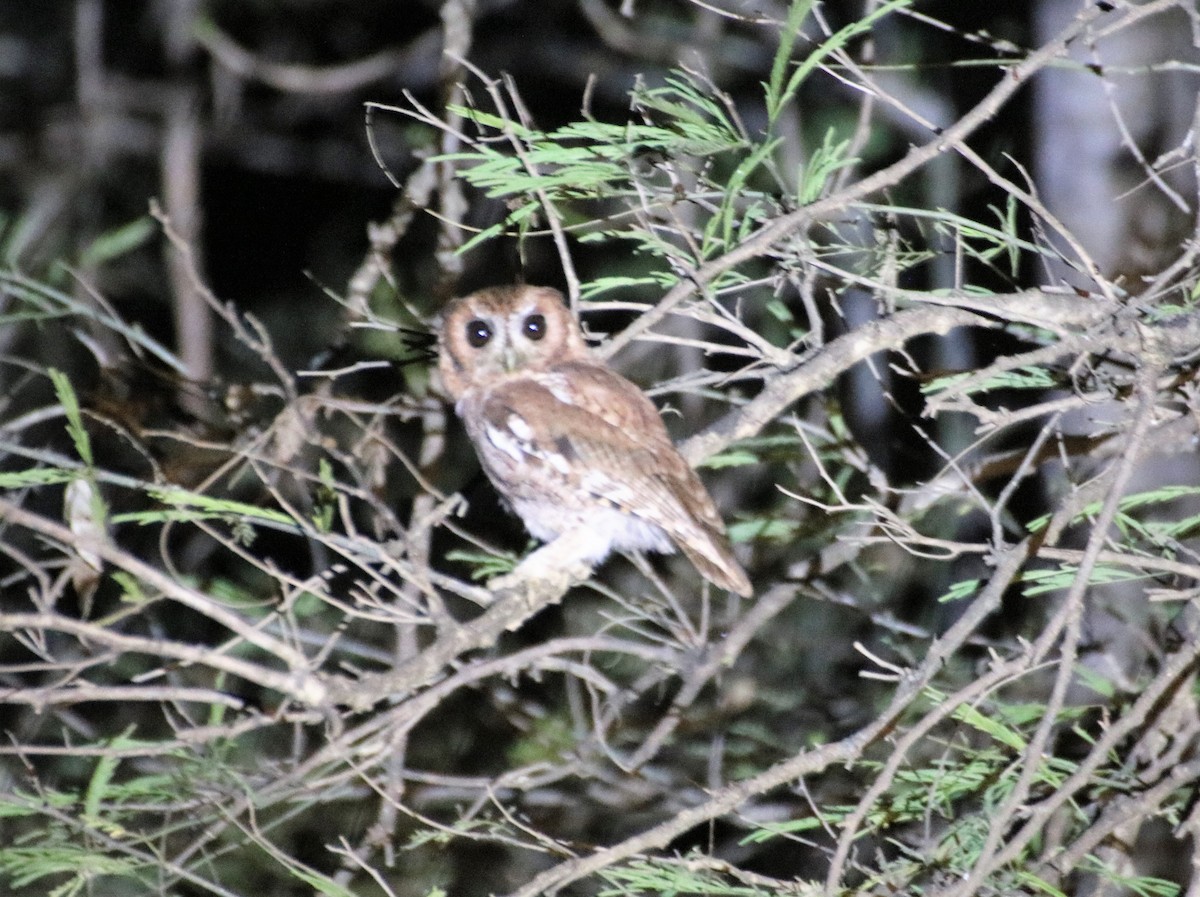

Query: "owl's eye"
left=465, top=319, right=492, bottom=348
left=523, top=313, right=547, bottom=341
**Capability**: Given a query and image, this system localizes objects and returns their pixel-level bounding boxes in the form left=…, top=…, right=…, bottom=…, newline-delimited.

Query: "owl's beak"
left=502, top=346, right=519, bottom=372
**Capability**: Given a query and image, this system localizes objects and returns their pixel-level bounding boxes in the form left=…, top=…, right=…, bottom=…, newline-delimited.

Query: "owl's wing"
left=538, top=360, right=674, bottom=444
left=474, top=373, right=752, bottom=596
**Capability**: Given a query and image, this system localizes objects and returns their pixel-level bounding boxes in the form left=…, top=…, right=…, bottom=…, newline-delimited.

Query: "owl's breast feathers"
left=456, top=362, right=752, bottom=596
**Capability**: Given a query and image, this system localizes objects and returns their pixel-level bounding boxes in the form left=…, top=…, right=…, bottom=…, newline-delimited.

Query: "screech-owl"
left=437, top=284, right=752, bottom=597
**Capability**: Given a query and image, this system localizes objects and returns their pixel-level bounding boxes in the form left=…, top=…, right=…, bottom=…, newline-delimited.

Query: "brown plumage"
left=437, top=284, right=752, bottom=597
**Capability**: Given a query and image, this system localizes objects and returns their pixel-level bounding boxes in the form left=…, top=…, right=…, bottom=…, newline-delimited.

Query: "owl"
left=437, top=285, right=752, bottom=597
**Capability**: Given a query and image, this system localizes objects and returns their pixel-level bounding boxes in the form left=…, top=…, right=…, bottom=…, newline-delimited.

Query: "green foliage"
left=599, top=855, right=792, bottom=897
left=49, top=368, right=93, bottom=469
left=734, top=687, right=1139, bottom=893
left=77, top=216, right=155, bottom=269
left=312, top=456, right=338, bottom=532
left=441, top=70, right=758, bottom=260
left=765, top=0, right=912, bottom=128
left=0, top=753, right=193, bottom=897
left=938, top=577, right=982, bottom=603
left=0, top=467, right=80, bottom=488
left=0, top=271, right=187, bottom=374
left=924, top=364, right=1058, bottom=397
left=1020, top=563, right=1150, bottom=597
left=445, top=546, right=520, bottom=579
left=1027, top=484, right=1200, bottom=546
left=113, top=485, right=294, bottom=527
left=797, top=128, right=856, bottom=204
left=1077, top=860, right=1179, bottom=897
left=0, top=845, right=141, bottom=897
left=82, top=728, right=136, bottom=827
left=506, top=711, right=576, bottom=766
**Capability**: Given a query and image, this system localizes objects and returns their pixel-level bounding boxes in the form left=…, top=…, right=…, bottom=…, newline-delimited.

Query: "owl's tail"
left=678, top=532, right=753, bottom=597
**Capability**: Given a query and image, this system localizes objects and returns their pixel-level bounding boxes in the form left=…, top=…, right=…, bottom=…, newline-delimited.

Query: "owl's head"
left=437, top=286, right=589, bottom=400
